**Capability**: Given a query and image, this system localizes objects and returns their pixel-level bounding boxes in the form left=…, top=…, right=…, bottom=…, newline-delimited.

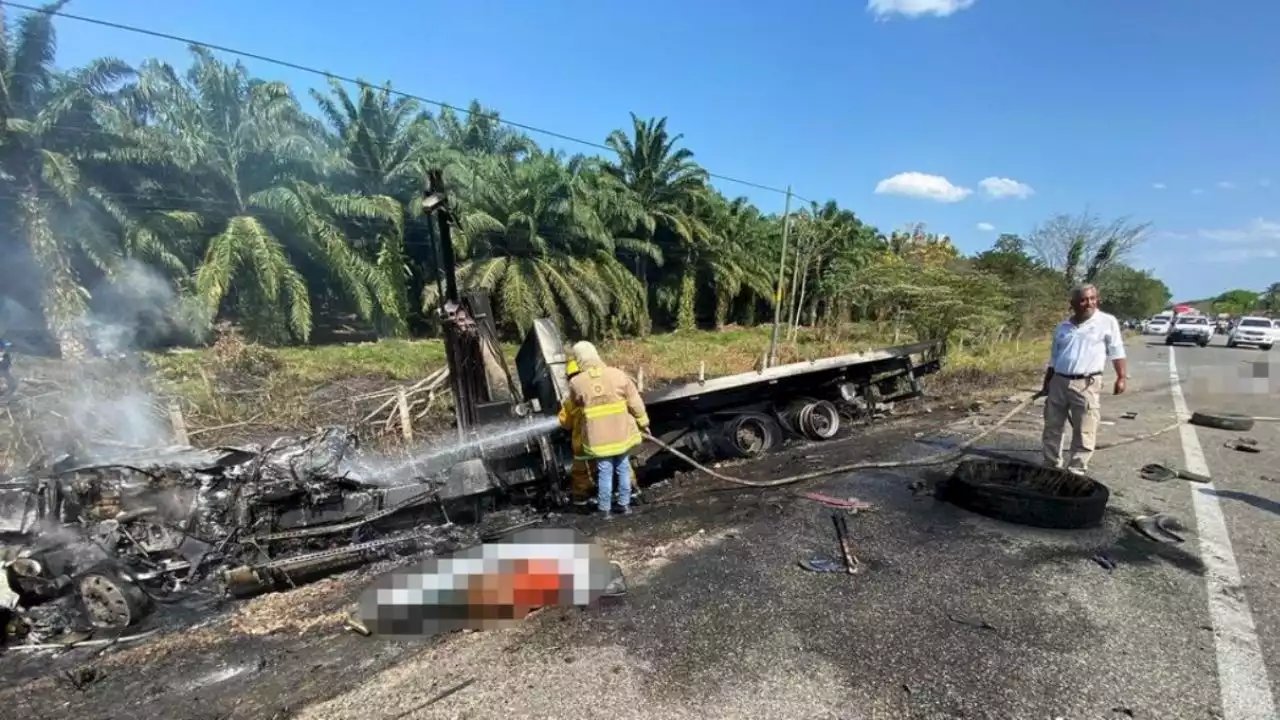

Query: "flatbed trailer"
left=635, top=340, right=944, bottom=466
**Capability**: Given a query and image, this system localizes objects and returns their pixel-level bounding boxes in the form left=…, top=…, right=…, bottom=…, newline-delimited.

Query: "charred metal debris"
left=0, top=426, right=491, bottom=646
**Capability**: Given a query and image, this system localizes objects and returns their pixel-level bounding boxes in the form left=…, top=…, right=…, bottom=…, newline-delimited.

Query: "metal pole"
left=767, top=186, right=793, bottom=368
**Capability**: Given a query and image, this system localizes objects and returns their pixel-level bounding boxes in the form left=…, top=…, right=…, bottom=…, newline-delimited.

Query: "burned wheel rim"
left=793, top=400, right=840, bottom=441
left=722, top=414, right=778, bottom=459
left=76, top=567, right=150, bottom=628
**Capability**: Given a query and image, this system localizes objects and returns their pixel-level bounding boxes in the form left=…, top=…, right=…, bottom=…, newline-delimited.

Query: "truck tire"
left=1198, top=339, right=1209, bottom=347
left=1189, top=411, right=1255, bottom=432
left=937, top=460, right=1109, bottom=530
left=1226, top=340, right=1237, bottom=348
left=75, top=563, right=153, bottom=628
left=1263, top=344, right=1274, bottom=352
left=1165, top=336, right=1173, bottom=345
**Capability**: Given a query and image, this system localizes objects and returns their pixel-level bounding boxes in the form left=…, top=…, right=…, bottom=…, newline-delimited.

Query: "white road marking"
left=1168, top=347, right=1277, bottom=719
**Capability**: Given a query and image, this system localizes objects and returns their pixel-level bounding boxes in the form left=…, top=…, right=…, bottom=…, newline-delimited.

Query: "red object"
left=1173, top=305, right=1193, bottom=314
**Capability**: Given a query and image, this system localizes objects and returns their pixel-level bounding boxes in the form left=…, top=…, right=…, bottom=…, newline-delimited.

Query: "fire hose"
left=641, top=395, right=1191, bottom=490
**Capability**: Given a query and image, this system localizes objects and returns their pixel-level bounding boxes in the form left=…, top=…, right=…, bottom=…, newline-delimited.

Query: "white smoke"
left=9, top=260, right=213, bottom=458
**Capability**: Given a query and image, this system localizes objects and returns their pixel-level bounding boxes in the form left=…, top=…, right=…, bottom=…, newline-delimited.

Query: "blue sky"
left=45, top=0, right=1280, bottom=301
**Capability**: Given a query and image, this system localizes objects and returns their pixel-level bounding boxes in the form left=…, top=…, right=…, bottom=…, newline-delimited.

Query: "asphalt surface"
left=7, top=334, right=1280, bottom=720
left=285, top=335, right=1280, bottom=720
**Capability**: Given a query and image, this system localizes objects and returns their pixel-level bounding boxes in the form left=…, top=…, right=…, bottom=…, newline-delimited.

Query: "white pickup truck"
left=1166, top=314, right=1212, bottom=347
left=1227, top=316, right=1275, bottom=350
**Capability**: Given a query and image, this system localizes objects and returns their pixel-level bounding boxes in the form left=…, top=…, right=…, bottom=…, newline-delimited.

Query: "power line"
left=1, top=1, right=815, bottom=205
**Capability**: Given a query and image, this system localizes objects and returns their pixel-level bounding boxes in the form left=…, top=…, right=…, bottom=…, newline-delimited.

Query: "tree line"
left=0, top=4, right=1173, bottom=358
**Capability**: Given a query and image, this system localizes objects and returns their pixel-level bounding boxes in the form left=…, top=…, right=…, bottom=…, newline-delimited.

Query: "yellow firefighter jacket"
left=557, top=362, right=649, bottom=459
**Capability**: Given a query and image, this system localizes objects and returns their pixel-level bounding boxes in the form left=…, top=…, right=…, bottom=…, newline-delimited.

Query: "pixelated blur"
left=355, top=527, right=620, bottom=638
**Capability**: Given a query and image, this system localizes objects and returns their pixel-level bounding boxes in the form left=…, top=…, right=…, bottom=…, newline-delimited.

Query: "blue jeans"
left=595, top=454, right=632, bottom=512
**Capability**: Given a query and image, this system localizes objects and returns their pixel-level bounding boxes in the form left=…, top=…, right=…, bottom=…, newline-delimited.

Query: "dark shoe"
left=593, top=508, right=614, bottom=521
left=612, top=504, right=632, bottom=516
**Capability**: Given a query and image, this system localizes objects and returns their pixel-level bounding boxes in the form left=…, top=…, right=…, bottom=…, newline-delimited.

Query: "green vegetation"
left=145, top=324, right=1051, bottom=442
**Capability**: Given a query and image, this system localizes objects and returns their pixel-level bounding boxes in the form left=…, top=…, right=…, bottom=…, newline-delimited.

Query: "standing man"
left=557, top=341, right=650, bottom=517
left=1040, top=284, right=1128, bottom=474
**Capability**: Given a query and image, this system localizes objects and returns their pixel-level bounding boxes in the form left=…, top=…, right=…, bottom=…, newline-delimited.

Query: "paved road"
left=9, top=336, right=1280, bottom=720
left=285, top=336, right=1280, bottom=720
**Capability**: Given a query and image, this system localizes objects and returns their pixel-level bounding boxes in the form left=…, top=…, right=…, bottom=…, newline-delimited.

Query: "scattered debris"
left=798, top=557, right=844, bottom=573
left=800, top=491, right=875, bottom=513
left=1092, top=554, right=1117, bottom=571
left=388, top=677, right=477, bottom=719
left=1129, top=514, right=1186, bottom=544
left=1140, top=463, right=1210, bottom=484
left=945, top=611, right=996, bottom=631
left=831, top=513, right=859, bottom=574
left=1225, top=437, right=1261, bottom=453
left=1120, top=411, right=1139, bottom=420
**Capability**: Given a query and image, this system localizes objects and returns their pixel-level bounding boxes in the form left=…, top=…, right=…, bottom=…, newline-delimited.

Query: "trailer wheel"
left=720, top=413, right=779, bottom=459
left=791, top=400, right=840, bottom=441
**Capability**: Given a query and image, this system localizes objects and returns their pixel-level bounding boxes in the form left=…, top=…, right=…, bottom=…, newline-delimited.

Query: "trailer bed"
left=642, top=340, right=941, bottom=406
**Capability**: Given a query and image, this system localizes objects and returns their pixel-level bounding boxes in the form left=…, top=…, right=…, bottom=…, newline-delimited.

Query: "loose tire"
left=937, top=460, right=1110, bottom=530
left=1189, top=410, right=1256, bottom=432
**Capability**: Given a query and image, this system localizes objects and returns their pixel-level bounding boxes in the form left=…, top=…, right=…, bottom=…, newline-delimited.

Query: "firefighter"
left=557, top=341, right=649, bottom=517
left=564, top=357, right=595, bottom=505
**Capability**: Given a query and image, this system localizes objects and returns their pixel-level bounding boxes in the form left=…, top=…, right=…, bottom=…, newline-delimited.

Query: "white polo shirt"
left=1049, top=310, right=1125, bottom=377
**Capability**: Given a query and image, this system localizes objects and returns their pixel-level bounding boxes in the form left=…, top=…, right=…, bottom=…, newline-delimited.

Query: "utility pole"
left=767, top=186, right=793, bottom=368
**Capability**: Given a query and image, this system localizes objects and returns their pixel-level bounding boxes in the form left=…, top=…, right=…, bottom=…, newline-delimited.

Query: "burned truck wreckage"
left=0, top=171, right=944, bottom=642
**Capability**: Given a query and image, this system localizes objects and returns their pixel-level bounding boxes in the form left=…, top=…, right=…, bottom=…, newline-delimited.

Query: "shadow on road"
left=1204, top=488, right=1280, bottom=517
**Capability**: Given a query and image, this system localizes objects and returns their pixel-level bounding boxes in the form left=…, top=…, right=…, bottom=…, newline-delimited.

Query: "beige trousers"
left=1042, top=374, right=1102, bottom=473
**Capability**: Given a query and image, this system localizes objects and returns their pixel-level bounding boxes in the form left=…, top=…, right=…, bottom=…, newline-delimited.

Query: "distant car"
left=1167, top=315, right=1212, bottom=347
left=1146, top=317, right=1171, bottom=336
left=1227, top=316, right=1275, bottom=351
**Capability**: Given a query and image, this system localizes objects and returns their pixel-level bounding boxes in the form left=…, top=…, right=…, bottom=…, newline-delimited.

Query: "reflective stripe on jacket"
left=557, top=363, right=649, bottom=459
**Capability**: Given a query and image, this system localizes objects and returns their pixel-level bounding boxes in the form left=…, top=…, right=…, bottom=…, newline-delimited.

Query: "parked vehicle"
left=1166, top=315, right=1212, bottom=347
left=1146, top=316, right=1171, bottom=336
left=1227, top=316, right=1275, bottom=350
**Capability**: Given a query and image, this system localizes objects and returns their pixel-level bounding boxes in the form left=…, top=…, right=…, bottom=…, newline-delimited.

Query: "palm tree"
left=0, top=1, right=141, bottom=357
left=699, top=194, right=774, bottom=328
left=430, top=100, right=534, bottom=161
left=311, top=77, right=441, bottom=335
left=604, top=113, right=711, bottom=330
left=431, top=151, right=647, bottom=336
left=129, top=47, right=401, bottom=343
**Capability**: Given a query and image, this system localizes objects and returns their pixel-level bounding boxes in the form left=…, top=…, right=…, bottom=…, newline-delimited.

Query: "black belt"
left=1056, top=371, right=1101, bottom=380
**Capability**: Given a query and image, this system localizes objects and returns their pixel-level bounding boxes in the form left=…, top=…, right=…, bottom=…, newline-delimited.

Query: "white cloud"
left=1199, top=218, right=1280, bottom=244
left=978, top=176, right=1035, bottom=200
left=867, top=0, right=976, bottom=19
left=874, top=172, right=972, bottom=203
left=1217, top=180, right=1237, bottom=190
left=976, top=222, right=996, bottom=232
left=1152, top=182, right=1167, bottom=190
left=1191, top=188, right=1205, bottom=195
left=1207, top=248, right=1280, bottom=263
